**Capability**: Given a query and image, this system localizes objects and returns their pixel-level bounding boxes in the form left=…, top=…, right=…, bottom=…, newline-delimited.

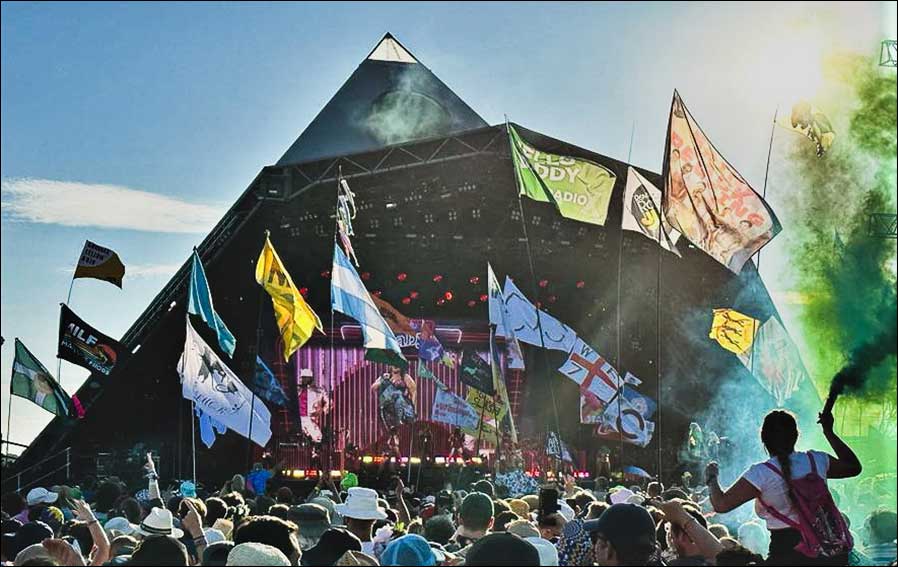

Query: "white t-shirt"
left=741, top=450, right=830, bottom=530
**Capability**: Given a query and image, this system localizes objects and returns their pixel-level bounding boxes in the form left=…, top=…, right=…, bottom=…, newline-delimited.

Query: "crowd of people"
left=1, top=410, right=895, bottom=566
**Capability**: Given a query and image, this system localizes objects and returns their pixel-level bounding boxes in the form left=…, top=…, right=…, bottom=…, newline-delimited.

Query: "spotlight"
left=397, top=272, right=408, bottom=281
left=361, top=272, right=371, bottom=280
left=299, top=287, right=309, bottom=297
left=409, top=291, right=420, bottom=299
left=432, top=274, right=443, bottom=283
left=362, top=456, right=374, bottom=464
left=436, top=298, right=446, bottom=306
left=466, top=300, right=477, bottom=308
left=401, top=297, right=412, bottom=305
left=444, top=291, right=454, bottom=301
left=320, top=270, right=331, bottom=278
left=576, top=280, right=586, bottom=289
left=479, top=294, right=488, bottom=302
left=547, top=295, right=557, bottom=303
left=469, top=276, right=480, bottom=285
left=538, top=279, right=549, bottom=288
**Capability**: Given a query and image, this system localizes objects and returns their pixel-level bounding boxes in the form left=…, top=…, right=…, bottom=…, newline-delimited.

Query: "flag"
left=459, top=350, right=495, bottom=395
left=11, top=339, right=73, bottom=416
left=598, top=393, right=655, bottom=447
left=746, top=316, right=808, bottom=405
left=466, top=387, right=507, bottom=422
left=545, top=431, right=574, bottom=463
left=416, top=359, right=447, bottom=390
left=256, top=234, right=323, bottom=361
left=501, top=277, right=577, bottom=352
left=489, top=326, right=517, bottom=443
left=331, top=244, right=406, bottom=365
left=249, top=356, right=288, bottom=407
left=178, top=318, right=272, bottom=447
left=709, top=308, right=759, bottom=366
left=432, top=388, right=481, bottom=430
left=622, top=167, right=682, bottom=256
left=73, top=240, right=125, bottom=288
left=778, top=101, right=835, bottom=157
left=412, top=319, right=444, bottom=362
left=188, top=250, right=236, bottom=357
left=372, top=295, right=416, bottom=336
left=509, top=124, right=617, bottom=226
left=195, top=406, right=228, bottom=449
left=558, top=338, right=624, bottom=403
left=57, top=304, right=123, bottom=377
left=663, top=91, right=781, bottom=273
left=623, top=465, right=653, bottom=479
left=337, top=177, right=360, bottom=266
left=462, top=420, right=500, bottom=446
left=487, top=264, right=524, bottom=369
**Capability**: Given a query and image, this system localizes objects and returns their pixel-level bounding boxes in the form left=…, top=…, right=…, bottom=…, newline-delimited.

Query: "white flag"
left=558, top=338, right=624, bottom=403
left=622, top=167, right=681, bottom=255
left=487, top=263, right=525, bottom=369
left=178, top=318, right=272, bottom=447
left=600, top=394, right=655, bottom=447
left=501, top=277, right=577, bottom=353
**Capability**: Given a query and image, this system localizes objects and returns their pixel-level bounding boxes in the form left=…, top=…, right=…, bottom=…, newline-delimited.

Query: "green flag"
left=11, top=339, right=73, bottom=416
left=508, top=124, right=617, bottom=226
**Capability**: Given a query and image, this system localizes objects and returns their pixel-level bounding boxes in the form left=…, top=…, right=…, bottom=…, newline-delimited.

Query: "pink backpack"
left=758, top=453, right=853, bottom=558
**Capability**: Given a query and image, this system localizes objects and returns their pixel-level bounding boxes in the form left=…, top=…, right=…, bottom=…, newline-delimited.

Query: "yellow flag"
left=255, top=234, right=323, bottom=361
left=709, top=308, right=759, bottom=362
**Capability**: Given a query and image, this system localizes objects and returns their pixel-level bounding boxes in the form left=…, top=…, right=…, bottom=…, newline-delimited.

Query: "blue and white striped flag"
left=188, top=250, right=236, bottom=357
left=331, top=244, right=406, bottom=363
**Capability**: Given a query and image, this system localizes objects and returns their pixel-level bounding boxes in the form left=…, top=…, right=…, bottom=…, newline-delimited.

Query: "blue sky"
left=2, top=1, right=894, bottom=449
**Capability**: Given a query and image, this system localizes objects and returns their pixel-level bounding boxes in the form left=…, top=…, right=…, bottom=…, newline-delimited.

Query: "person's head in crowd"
left=574, top=491, right=597, bottom=514
left=105, top=516, right=138, bottom=537
left=508, top=499, right=530, bottom=519
left=234, top=515, right=300, bottom=565
left=276, top=487, right=294, bottom=505
left=178, top=498, right=206, bottom=525
left=229, top=474, right=246, bottom=494
left=736, top=520, right=768, bottom=557
left=110, top=534, right=138, bottom=557
left=522, top=494, right=539, bottom=513
left=586, top=503, right=657, bottom=566
left=13, top=542, right=54, bottom=566
left=227, top=542, right=291, bottom=566
left=2, top=492, right=27, bottom=519
left=202, top=541, right=235, bottom=566
left=494, top=510, right=520, bottom=532
left=221, top=491, right=244, bottom=509
left=118, top=497, right=142, bottom=525
left=493, top=499, right=512, bottom=516
left=269, top=504, right=290, bottom=520
left=37, top=507, right=63, bottom=535
left=205, top=497, right=229, bottom=525
left=471, top=480, right=495, bottom=500
left=595, top=477, right=610, bottom=492
left=760, top=409, right=799, bottom=472
left=165, top=495, right=183, bottom=518
left=335, top=488, right=387, bottom=544
left=129, top=534, right=189, bottom=566
left=526, top=535, right=560, bottom=566
left=646, top=481, right=664, bottom=499
left=537, top=513, right=565, bottom=541
left=465, top=532, right=540, bottom=566
left=380, top=533, right=440, bottom=566
left=665, top=502, right=708, bottom=560
left=213, top=518, right=234, bottom=540
left=301, top=527, right=361, bottom=566
left=458, top=492, right=494, bottom=539
left=423, top=514, right=455, bottom=545
left=506, top=519, right=540, bottom=539
left=864, top=509, right=897, bottom=546
left=708, top=522, right=730, bottom=539
left=288, top=503, right=330, bottom=551
left=1, top=521, right=53, bottom=563
left=406, top=518, right=423, bottom=535
left=586, top=501, right=609, bottom=520
left=435, top=490, right=454, bottom=515
left=62, top=521, right=94, bottom=557
left=661, top=488, right=690, bottom=501
left=256, top=495, right=276, bottom=516
left=715, top=543, right=765, bottom=566
left=94, top=481, right=122, bottom=515
left=311, top=496, right=341, bottom=526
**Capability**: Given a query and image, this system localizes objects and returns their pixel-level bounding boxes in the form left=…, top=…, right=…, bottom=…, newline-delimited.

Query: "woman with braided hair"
left=704, top=409, right=862, bottom=565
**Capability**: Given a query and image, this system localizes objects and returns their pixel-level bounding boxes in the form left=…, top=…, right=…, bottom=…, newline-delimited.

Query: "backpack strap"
left=757, top=494, right=801, bottom=530
left=762, top=460, right=784, bottom=478
left=807, top=452, right=819, bottom=476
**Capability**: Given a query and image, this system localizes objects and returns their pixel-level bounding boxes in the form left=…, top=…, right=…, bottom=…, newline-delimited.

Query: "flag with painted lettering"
left=332, top=244, right=407, bottom=366
left=487, top=264, right=524, bottom=369
left=73, top=240, right=125, bottom=288
left=57, top=304, right=123, bottom=377
left=746, top=316, right=808, bottom=405
left=709, top=308, right=759, bottom=367
left=509, top=124, right=617, bottom=226
left=256, top=234, right=323, bottom=361
left=249, top=356, right=288, bottom=407
left=188, top=250, right=236, bottom=357
left=466, top=387, right=507, bottom=422
left=545, top=431, right=574, bottom=463
left=500, top=277, right=577, bottom=352
left=431, top=388, right=480, bottom=430
left=178, top=318, right=272, bottom=447
left=663, top=91, right=781, bottom=273
left=459, top=350, right=495, bottom=395
left=622, top=167, right=681, bottom=256
left=558, top=338, right=624, bottom=403
left=11, top=339, right=74, bottom=417
left=777, top=101, right=835, bottom=157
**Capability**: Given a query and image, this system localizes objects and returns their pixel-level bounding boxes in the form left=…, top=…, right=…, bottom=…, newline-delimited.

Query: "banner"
left=746, top=316, right=808, bottom=405
left=73, top=240, right=125, bottom=288
left=545, top=431, right=574, bottom=463
left=466, top=387, right=506, bottom=422
left=509, top=124, right=617, bottom=226
left=178, top=318, right=272, bottom=447
left=777, top=101, right=835, bottom=157
left=249, top=356, right=288, bottom=407
left=58, top=304, right=123, bottom=377
left=413, top=319, right=444, bottom=362
left=663, top=91, right=780, bottom=273
left=487, top=263, right=524, bottom=369
left=11, top=339, right=74, bottom=417
left=431, top=388, right=480, bottom=430
left=459, top=350, right=495, bottom=395
left=709, top=308, right=759, bottom=366
left=558, top=338, right=623, bottom=403
left=622, top=167, right=681, bottom=256
left=372, top=294, right=416, bottom=335
left=500, top=277, right=577, bottom=352
left=188, top=250, right=236, bottom=357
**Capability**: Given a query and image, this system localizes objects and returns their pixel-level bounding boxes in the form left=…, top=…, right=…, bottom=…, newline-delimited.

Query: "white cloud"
left=1, top=178, right=226, bottom=233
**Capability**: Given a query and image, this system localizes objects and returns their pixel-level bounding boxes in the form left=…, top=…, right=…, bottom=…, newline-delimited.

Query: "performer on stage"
left=448, top=427, right=466, bottom=460
left=371, top=366, right=416, bottom=460
left=419, top=423, right=434, bottom=462
left=299, top=368, right=331, bottom=471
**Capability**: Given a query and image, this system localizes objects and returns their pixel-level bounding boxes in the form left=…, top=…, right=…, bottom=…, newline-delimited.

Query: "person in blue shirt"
left=246, top=459, right=283, bottom=496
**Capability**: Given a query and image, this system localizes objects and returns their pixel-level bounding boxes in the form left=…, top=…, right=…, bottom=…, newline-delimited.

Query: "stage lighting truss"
left=880, top=40, right=897, bottom=68
left=868, top=213, right=897, bottom=239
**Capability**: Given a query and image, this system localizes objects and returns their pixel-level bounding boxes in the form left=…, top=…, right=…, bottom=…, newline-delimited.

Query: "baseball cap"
left=465, top=532, right=540, bottom=566
left=584, top=503, right=656, bottom=553
left=25, top=487, right=58, bottom=506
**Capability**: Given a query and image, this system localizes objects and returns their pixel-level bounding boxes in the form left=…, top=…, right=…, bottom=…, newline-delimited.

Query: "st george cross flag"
left=188, top=250, right=237, bottom=357
left=622, top=167, right=681, bottom=256
left=256, top=234, right=323, bottom=361
left=11, top=339, right=74, bottom=417
left=73, top=240, right=126, bottom=288
left=432, top=388, right=480, bottom=430
left=663, top=91, right=780, bottom=273
left=331, top=244, right=406, bottom=365
left=501, top=277, right=577, bottom=352
left=178, top=318, right=272, bottom=447
left=558, top=338, right=624, bottom=403
left=487, top=264, right=524, bottom=369
left=745, top=316, right=808, bottom=405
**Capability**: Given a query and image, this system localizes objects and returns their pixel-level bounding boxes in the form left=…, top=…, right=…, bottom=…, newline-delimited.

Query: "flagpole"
left=755, top=108, right=778, bottom=275
left=248, top=232, right=269, bottom=472
left=5, top=394, right=12, bottom=457
left=329, top=169, right=341, bottom=476
left=191, top=400, right=197, bottom=483
left=56, top=278, right=75, bottom=395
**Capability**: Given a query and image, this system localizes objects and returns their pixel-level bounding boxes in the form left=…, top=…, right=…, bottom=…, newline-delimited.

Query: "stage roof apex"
left=366, top=33, right=417, bottom=63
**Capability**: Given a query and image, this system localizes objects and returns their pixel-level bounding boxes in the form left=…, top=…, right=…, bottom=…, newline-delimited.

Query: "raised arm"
left=660, top=499, right=724, bottom=563
left=146, top=452, right=161, bottom=502
left=72, top=499, right=109, bottom=566
left=818, top=410, right=862, bottom=479
left=404, top=373, right=416, bottom=404
left=370, top=376, right=383, bottom=393
left=705, top=462, right=759, bottom=514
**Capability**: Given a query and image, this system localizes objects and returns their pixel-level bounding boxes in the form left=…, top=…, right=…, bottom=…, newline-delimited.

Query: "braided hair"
left=760, top=410, right=800, bottom=510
